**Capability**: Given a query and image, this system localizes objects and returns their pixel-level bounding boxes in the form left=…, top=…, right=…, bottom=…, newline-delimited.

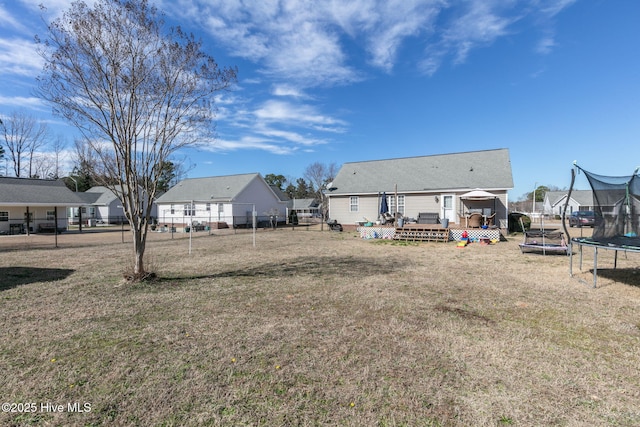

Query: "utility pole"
left=533, top=182, right=537, bottom=222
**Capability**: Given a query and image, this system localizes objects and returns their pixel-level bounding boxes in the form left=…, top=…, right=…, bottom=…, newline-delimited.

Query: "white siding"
left=0, top=205, right=69, bottom=233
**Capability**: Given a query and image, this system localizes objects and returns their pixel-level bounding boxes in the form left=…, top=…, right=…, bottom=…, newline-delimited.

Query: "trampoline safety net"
left=578, top=166, right=640, bottom=246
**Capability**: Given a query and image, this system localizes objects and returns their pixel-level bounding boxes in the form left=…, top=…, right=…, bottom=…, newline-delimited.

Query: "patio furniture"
left=417, top=212, right=439, bottom=224
left=381, top=212, right=395, bottom=225
left=485, top=213, right=496, bottom=226
left=467, top=212, right=483, bottom=228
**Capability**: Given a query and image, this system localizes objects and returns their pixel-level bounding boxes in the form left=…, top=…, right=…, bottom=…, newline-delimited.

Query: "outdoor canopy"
left=459, top=189, right=498, bottom=217
left=460, top=189, right=497, bottom=200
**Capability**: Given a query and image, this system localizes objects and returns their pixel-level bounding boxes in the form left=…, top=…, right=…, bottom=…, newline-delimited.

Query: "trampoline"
left=519, top=230, right=568, bottom=255
left=566, top=164, right=640, bottom=287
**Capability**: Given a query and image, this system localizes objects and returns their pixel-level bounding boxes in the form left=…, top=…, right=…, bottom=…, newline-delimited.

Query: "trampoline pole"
left=593, top=247, right=598, bottom=288
left=579, top=245, right=583, bottom=271
left=569, top=241, right=573, bottom=277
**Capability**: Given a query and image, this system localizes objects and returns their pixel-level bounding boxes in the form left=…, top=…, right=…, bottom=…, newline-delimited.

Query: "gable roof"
left=0, top=177, right=84, bottom=206
left=156, top=173, right=265, bottom=203
left=78, top=186, right=119, bottom=205
left=547, top=190, right=593, bottom=207
left=269, top=185, right=290, bottom=202
left=328, top=149, right=513, bottom=195
left=292, top=198, right=319, bottom=209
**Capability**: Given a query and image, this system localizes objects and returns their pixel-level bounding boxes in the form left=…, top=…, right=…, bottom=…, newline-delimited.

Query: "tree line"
left=264, top=162, right=339, bottom=202
left=0, top=112, right=66, bottom=179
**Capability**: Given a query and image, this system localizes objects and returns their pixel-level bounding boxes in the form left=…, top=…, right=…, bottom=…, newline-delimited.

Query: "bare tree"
left=36, top=0, right=237, bottom=280
left=50, top=134, right=67, bottom=179
left=30, top=135, right=68, bottom=179
left=0, top=111, right=49, bottom=177
left=304, top=161, right=339, bottom=219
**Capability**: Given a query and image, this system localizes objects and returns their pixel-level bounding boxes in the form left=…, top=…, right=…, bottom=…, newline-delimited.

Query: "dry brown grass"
left=1, top=225, right=640, bottom=426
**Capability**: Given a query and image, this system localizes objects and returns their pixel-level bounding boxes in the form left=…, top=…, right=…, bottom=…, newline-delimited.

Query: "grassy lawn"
left=1, top=228, right=640, bottom=426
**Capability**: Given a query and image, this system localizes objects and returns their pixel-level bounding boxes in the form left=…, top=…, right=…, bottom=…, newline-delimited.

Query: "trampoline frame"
left=569, top=238, right=640, bottom=288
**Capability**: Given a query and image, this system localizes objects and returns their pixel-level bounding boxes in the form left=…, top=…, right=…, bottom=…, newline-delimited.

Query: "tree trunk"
left=128, top=216, right=150, bottom=281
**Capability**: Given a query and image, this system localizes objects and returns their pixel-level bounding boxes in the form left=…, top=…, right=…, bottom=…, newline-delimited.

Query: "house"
left=289, top=198, right=320, bottom=223
left=0, top=177, right=84, bottom=234
left=70, top=185, right=158, bottom=225
left=544, top=190, right=594, bottom=218
left=326, top=149, right=513, bottom=230
left=155, top=173, right=289, bottom=230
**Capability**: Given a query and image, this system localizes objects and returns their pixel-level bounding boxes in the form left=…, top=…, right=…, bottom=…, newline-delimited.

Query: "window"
left=170, top=204, right=175, bottom=214
left=46, top=210, right=56, bottom=221
left=184, top=203, right=194, bottom=216
left=206, top=203, right=211, bottom=211
left=389, top=195, right=405, bottom=215
left=349, top=196, right=359, bottom=212
left=0, top=211, right=8, bottom=222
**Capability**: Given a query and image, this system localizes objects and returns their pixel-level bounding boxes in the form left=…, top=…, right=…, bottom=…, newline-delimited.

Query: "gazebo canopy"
left=460, top=189, right=497, bottom=200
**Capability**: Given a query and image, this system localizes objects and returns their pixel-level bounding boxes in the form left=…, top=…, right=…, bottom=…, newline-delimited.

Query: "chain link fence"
left=0, top=214, right=327, bottom=251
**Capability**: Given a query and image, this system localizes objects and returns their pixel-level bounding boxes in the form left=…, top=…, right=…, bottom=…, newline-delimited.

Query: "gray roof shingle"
left=0, top=177, right=84, bottom=206
left=156, top=173, right=262, bottom=203
left=329, top=148, right=513, bottom=195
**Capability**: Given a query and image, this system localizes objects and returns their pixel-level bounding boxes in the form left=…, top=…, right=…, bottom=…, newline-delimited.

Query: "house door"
left=441, top=195, right=455, bottom=224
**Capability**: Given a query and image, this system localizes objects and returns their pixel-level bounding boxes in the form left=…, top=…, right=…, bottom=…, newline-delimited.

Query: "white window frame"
left=349, top=196, right=359, bottom=212
left=389, top=195, right=405, bottom=215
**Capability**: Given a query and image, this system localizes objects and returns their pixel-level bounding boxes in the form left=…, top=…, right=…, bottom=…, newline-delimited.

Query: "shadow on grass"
left=150, top=255, right=410, bottom=285
left=0, top=267, right=75, bottom=291
left=591, top=268, right=640, bottom=288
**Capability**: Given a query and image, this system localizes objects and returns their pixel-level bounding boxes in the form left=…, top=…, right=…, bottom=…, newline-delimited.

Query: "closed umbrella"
left=380, top=192, right=389, bottom=215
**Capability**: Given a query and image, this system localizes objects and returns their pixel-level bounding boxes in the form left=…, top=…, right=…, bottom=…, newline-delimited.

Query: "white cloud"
left=441, top=1, right=515, bottom=65
left=272, top=84, right=307, bottom=98
left=0, top=95, right=45, bottom=109
left=163, top=0, right=576, bottom=86
left=0, top=4, right=29, bottom=33
left=538, top=0, right=578, bottom=18
left=256, top=128, right=325, bottom=146
left=203, top=136, right=298, bottom=155
left=254, top=99, right=346, bottom=130
left=536, top=35, right=556, bottom=54
left=0, top=38, right=43, bottom=76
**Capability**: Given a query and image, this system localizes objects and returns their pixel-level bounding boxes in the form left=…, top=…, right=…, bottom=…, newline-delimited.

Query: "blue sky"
left=1, top=0, right=639, bottom=200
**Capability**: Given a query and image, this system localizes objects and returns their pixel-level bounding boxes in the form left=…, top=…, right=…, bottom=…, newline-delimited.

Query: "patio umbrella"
left=380, top=192, right=389, bottom=215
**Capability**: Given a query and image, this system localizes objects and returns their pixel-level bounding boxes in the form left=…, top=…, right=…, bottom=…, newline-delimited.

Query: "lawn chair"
left=485, top=213, right=496, bottom=227
left=467, top=212, right=482, bottom=228
left=381, top=212, right=395, bottom=225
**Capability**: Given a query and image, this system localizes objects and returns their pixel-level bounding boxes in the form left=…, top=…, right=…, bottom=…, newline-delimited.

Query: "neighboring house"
left=155, top=173, right=289, bottom=230
left=0, top=177, right=84, bottom=234
left=326, top=149, right=514, bottom=229
left=70, top=185, right=158, bottom=225
left=544, top=190, right=594, bottom=217
left=289, top=198, right=320, bottom=223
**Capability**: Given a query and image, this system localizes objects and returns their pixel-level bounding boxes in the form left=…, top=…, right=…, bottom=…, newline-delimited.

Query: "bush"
left=508, top=212, right=531, bottom=233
